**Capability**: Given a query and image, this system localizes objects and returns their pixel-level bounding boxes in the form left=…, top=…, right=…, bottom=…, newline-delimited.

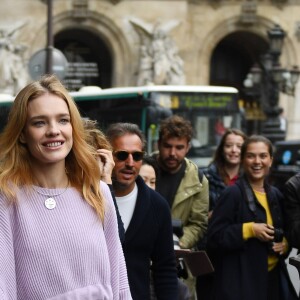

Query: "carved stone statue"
left=0, top=23, right=28, bottom=95
left=136, top=45, right=153, bottom=86
left=130, top=18, right=185, bottom=86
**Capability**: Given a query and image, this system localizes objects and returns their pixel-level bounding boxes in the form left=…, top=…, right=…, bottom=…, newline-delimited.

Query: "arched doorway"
left=210, top=31, right=268, bottom=94
left=210, top=31, right=268, bottom=135
left=55, top=28, right=112, bottom=91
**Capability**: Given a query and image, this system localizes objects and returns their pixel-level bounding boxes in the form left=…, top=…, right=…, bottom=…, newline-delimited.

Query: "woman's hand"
left=252, top=223, right=274, bottom=242
left=96, top=149, right=115, bottom=184
left=272, top=240, right=287, bottom=255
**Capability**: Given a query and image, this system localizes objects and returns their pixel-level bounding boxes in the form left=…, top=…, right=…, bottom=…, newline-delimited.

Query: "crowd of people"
left=1, top=74, right=300, bottom=300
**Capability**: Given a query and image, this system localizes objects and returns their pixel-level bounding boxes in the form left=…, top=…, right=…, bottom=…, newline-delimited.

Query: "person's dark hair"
left=106, top=122, right=146, bottom=150
left=212, top=128, right=247, bottom=184
left=142, top=155, right=159, bottom=176
left=158, top=115, right=193, bottom=143
left=241, top=135, right=274, bottom=160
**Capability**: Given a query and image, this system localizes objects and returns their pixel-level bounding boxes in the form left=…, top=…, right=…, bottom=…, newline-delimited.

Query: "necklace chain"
left=33, top=181, right=70, bottom=198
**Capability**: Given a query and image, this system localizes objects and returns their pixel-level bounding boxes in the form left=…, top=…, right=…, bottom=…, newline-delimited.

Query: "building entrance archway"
left=209, top=31, right=269, bottom=135
left=55, top=28, right=112, bottom=91
left=210, top=31, right=268, bottom=95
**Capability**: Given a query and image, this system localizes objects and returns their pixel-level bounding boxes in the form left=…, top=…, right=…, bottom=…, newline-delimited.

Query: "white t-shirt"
left=115, top=183, right=138, bottom=231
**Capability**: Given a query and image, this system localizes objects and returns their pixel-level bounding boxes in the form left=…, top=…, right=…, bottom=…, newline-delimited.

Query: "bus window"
left=71, top=89, right=172, bottom=155
left=147, top=87, right=241, bottom=166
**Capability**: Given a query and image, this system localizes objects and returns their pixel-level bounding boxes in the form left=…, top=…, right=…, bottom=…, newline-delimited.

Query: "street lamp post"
left=46, top=0, right=53, bottom=74
left=243, top=24, right=300, bottom=143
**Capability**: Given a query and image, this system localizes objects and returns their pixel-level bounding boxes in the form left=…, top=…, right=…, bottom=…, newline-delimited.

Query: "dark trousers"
left=268, top=265, right=280, bottom=300
left=196, top=273, right=214, bottom=300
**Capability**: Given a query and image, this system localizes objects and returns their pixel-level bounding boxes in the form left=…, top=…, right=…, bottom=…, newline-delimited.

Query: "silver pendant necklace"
left=33, top=181, right=70, bottom=210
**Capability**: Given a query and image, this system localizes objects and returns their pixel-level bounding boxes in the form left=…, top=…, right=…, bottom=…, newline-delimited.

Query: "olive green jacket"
left=172, top=158, right=209, bottom=249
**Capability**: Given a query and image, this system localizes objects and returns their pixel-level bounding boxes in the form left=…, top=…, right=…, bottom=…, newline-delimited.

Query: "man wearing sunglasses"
left=106, top=122, right=178, bottom=300
left=153, top=115, right=209, bottom=299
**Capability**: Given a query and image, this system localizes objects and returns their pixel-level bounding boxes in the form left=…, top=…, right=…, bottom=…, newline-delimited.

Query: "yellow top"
left=242, top=190, right=287, bottom=271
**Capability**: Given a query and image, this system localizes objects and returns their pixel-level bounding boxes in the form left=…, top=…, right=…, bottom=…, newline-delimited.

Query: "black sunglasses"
left=114, top=150, right=144, bottom=162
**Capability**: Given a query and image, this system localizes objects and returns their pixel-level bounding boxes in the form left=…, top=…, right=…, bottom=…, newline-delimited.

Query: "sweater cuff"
left=243, top=222, right=255, bottom=240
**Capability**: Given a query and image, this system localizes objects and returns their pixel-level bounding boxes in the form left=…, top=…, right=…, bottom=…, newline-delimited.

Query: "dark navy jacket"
left=207, top=178, right=296, bottom=300
left=202, top=163, right=227, bottom=211
left=284, top=173, right=300, bottom=250
left=122, top=176, right=178, bottom=300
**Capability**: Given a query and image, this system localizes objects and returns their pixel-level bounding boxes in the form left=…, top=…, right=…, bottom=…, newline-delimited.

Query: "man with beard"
left=106, top=122, right=178, bottom=300
left=153, top=115, right=209, bottom=299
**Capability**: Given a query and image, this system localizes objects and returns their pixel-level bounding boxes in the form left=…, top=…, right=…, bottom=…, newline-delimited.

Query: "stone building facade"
left=1, top=0, right=300, bottom=139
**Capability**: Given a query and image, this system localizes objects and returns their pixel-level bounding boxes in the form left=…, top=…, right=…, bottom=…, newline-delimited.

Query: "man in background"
left=153, top=115, right=209, bottom=299
left=106, top=122, right=178, bottom=300
left=284, top=172, right=300, bottom=250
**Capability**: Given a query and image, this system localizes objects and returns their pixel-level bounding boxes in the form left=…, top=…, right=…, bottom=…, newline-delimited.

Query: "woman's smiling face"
left=20, top=93, right=73, bottom=167
left=242, top=141, right=273, bottom=186
left=223, top=133, right=244, bottom=167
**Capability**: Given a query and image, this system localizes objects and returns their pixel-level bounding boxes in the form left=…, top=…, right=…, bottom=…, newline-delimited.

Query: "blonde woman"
left=0, top=75, right=132, bottom=299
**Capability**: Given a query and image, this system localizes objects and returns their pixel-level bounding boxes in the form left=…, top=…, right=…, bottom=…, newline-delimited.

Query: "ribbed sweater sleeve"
left=0, top=196, right=17, bottom=299
left=102, top=183, right=132, bottom=300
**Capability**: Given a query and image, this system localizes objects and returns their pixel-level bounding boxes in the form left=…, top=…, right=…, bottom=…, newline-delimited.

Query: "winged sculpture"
left=130, top=18, right=185, bottom=86
left=0, top=22, right=28, bottom=95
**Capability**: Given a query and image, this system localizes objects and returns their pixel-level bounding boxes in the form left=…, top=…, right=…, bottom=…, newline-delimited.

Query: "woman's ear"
left=19, top=132, right=26, bottom=144
left=269, top=157, right=273, bottom=168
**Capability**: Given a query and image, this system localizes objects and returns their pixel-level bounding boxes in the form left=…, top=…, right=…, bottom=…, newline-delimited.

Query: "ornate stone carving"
left=240, top=0, right=257, bottom=25
left=110, top=0, right=123, bottom=3
left=295, top=21, right=300, bottom=41
left=72, top=0, right=89, bottom=19
left=130, top=18, right=185, bottom=86
left=0, top=23, right=28, bottom=95
left=271, top=0, right=288, bottom=4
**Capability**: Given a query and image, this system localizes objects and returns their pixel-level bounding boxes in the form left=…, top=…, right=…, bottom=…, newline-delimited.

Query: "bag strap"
left=198, top=168, right=203, bottom=183
left=242, top=178, right=259, bottom=221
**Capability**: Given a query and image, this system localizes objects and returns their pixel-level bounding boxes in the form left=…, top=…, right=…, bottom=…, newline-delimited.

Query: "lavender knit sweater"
left=0, top=181, right=132, bottom=300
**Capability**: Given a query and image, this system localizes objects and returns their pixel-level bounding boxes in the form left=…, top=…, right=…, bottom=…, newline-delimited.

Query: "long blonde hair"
left=0, top=75, right=105, bottom=221
left=83, top=119, right=112, bottom=151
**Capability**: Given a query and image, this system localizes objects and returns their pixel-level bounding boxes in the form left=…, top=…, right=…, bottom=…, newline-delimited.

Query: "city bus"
left=0, top=85, right=241, bottom=166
